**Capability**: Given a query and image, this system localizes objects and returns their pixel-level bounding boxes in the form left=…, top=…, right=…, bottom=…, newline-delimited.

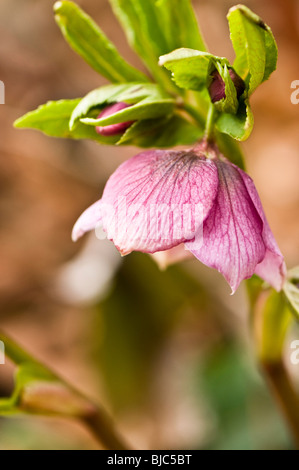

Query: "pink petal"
left=238, top=168, right=286, bottom=290
left=101, top=150, right=219, bottom=255
left=96, top=103, right=134, bottom=136
left=150, top=244, right=193, bottom=270
left=186, top=161, right=266, bottom=293
left=72, top=200, right=102, bottom=242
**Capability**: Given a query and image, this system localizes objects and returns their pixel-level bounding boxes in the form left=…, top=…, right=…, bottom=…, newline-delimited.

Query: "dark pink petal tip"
left=237, top=167, right=286, bottom=291
left=95, top=102, right=134, bottom=136
left=186, top=160, right=286, bottom=293
left=186, top=160, right=266, bottom=293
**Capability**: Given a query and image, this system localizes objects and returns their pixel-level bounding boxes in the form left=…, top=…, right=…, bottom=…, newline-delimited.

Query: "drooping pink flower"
left=95, top=102, right=134, bottom=136
left=72, top=141, right=286, bottom=293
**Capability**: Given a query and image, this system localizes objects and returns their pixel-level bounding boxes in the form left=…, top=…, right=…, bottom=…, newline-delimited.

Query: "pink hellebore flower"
left=72, top=141, right=286, bottom=293
left=95, top=102, right=134, bottom=136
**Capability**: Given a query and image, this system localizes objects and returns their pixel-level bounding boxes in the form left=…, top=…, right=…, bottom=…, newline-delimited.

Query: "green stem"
left=250, top=288, right=299, bottom=447
left=0, top=331, right=130, bottom=450
left=82, top=412, right=129, bottom=450
left=261, top=361, right=299, bottom=447
left=0, top=334, right=36, bottom=365
left=204, top=103, right=217, bottom=142
left=216, top=131, right=245, bottom=170
left=183, top=102, right=246, bottom=169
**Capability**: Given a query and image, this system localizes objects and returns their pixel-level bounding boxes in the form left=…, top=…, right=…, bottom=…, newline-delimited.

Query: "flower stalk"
left=204, top=103, right=217, bottom=142
left=250, top=288, right=299, bottom=447
left=0, top=331, right=130, bottom=450
left=262, top=361, right=299, bottom=448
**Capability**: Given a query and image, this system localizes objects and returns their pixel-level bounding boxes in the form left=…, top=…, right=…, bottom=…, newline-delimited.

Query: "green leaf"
left=228, top=5, right=277, bottom=95
left=117, top=114, right=203, bottom=147
left=216, top=98, right=254, bottom=141
left=246, top=276, right=264, bottom=309
left=0, top=332, right=129, bottom=450
left=82, top=100, right=175, bottom=127
left=159, top=48, right=229, bottom=93
left=263, top=26, right=278, bottom=83
left=283, top=267, right=299, bottom=320
left=108, top=0, right=177, bottom=91
left=0, top=334, right=57, bottom=415
left=70, top=83, right=173, bottom=129
left=256, top=290, right=292, bottom=362
left=53, top=1, right=148, bottom=83
left=0, top=333, right=102, bottom=419
left=14, top=94, right=198, bottom=149
left=284, top=283, right=299, bottom=320
left=0, top=364, right=88, bottom=418
left=14, top=100, right=119, bottom=145
left=155, top=0, right=207, bottom=52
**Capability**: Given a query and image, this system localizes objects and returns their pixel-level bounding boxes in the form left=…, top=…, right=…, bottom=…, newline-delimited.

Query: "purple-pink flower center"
left=209, top=68, right=245, bottom=103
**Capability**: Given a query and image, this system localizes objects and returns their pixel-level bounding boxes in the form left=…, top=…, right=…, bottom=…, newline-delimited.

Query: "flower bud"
left=95, top=102, right=134, bottom=136
left=209, top=68, right=245, bottom=104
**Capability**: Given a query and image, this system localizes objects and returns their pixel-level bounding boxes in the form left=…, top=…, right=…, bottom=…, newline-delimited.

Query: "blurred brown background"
left=0, top=0, right=298, bottom=449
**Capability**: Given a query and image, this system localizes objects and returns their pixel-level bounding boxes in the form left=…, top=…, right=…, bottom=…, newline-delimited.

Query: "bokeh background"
left=0, top=0, right=299, bottom=450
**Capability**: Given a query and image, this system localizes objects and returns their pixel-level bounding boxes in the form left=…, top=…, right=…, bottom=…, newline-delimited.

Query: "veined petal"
left=238, top=169, right=286, bottom=290
left=72, top=200, right=102, bottom=242
left=186, top=161, right=266, bottom=293
left=101, top=150, right=219, bottom=255
left=255, top=251, right=287, bottom=291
